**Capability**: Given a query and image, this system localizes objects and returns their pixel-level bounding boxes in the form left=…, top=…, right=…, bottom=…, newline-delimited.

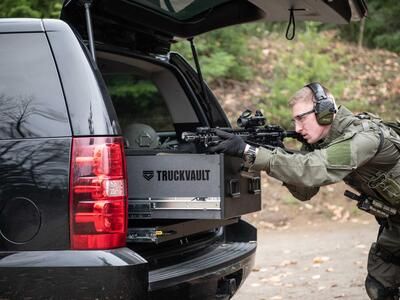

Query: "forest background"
left=2, top=0, right=399, bottom=224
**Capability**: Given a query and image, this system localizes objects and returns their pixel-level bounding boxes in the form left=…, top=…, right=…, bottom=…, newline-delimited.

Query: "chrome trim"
left=129, top=197, right=221, bottom=210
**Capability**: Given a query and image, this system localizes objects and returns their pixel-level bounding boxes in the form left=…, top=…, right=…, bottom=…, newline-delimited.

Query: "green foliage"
left=0, top=0, right=62, bottom=18
left=108, top=80, right=157, bottom=102
left=106, top=75, right=157, bottom=111
left=343, top=100, right=370, bottom=113
left=172, top=23, right=263, bottom=82
left=339, top=0, right=400, bottom=53
left=259, top=23, right=348, bottom=128
left=104, top=75, right=174, bottom=130
left=373, top=32, right=400, bottom=53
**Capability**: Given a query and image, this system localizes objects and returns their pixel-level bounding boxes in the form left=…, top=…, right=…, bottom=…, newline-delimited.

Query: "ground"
left=233, top=221, right=377, bottom=300
left=233, top=177, right=378, bottom=300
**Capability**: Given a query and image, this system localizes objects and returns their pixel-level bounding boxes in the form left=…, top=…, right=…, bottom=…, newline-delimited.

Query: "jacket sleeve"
left=283, top=182, right=320, bottom=201
left=250, top=131, right=381, bottom=188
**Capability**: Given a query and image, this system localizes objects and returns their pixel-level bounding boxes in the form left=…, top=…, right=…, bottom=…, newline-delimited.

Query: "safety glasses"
left=292, top=109, right=315, bottom=126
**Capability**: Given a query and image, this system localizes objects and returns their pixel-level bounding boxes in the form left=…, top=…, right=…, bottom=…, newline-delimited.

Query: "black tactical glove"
left=207, top=129, right=246, bottom=158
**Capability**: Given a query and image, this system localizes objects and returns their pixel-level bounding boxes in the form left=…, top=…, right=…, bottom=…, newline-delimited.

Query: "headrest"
left=124, top=123, right=159, bottom=149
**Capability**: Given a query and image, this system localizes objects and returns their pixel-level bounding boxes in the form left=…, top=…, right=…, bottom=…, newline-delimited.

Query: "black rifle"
left=181, top=110, right=302, bottom=148
left=344, top=190, right=398, bottom=219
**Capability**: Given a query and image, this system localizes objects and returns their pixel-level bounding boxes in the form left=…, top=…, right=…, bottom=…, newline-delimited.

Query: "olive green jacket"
left=250, top=106, right=400, bottom=201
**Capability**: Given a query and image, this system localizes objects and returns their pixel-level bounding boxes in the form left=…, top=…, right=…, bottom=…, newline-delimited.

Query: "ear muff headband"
left=305, top=82, right=336, bottom=125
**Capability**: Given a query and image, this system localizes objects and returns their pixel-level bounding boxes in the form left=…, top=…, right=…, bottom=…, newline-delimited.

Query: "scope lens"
left=241, top=110, right=252, bottom=118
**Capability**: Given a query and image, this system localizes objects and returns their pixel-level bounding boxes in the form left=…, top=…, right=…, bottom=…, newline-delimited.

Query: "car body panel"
left=150, top=241, right=256, bottom=291
left=43, top=19, right=121, bottom=136
left=149, top=220, right=256, bottom=299
left=0, top=18, right=44, bottom=33
left=0, top=138, right=71, bottom=251
left=0, top=248, right=148, bottom=299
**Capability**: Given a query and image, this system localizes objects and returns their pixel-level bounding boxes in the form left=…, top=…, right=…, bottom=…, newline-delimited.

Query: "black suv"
left=0, top=1, right=366, bottom=299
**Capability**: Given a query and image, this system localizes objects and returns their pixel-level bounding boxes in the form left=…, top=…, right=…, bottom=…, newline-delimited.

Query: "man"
left=209, top=83, right=400, bottom=300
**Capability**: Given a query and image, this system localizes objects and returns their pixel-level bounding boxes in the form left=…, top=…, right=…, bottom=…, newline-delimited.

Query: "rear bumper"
left=0, top=222, right=257, bottom=299
left=0, top=247, right=148, bottom=299
left=149, top=241, right=257, bottom=300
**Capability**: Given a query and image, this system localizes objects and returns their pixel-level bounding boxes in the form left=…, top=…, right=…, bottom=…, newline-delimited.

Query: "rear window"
left=103, top=73, right=175, bottom=132
left=0, top=33, right=70, bottom=139
left=99, top=54, right=201, bottom=150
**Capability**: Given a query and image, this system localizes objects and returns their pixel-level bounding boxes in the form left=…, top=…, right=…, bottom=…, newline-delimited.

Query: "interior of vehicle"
left=97, top=51, right=203, bottom=152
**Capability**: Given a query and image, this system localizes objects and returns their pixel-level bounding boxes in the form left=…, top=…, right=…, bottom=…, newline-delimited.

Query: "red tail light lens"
left=70, top=137, right=127, bottom=250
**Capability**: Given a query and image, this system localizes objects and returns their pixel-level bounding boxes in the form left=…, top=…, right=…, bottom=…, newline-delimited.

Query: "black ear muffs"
left=305, top=82, right=337, bottom=125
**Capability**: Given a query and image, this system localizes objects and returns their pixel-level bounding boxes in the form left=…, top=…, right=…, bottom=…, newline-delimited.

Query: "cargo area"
left=97, top=50, right=261, bottom=246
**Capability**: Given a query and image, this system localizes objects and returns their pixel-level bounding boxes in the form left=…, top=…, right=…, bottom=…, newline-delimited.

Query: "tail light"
left=69, top=136, right=127, bottom=250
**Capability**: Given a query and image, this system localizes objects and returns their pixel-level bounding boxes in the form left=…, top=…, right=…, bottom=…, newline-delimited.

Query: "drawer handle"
left=229, top=179, right=240, bottom=198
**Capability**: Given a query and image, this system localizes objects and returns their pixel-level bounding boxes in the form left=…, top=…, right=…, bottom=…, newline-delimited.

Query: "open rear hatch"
left=61, top=0, right=367, bottom=54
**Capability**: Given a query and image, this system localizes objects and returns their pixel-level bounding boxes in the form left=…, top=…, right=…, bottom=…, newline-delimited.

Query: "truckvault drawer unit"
left=127, top=153, right=261, bottom=219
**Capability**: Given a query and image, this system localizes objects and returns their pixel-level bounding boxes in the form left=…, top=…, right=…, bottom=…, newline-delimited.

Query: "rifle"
left=344, top=190, right=398, bottom=219
left=181, top=109, right=302, bottom=148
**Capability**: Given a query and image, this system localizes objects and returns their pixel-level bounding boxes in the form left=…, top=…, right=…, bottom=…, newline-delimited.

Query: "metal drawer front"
left=127, top=153, right=261, bottom=219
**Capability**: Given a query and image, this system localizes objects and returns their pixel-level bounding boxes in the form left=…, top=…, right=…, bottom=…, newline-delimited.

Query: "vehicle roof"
left=0, top=18, right=45, bottom=33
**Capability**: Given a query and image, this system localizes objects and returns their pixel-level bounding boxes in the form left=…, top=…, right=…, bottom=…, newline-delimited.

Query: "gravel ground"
left=233, top=220, right=379, bottom=300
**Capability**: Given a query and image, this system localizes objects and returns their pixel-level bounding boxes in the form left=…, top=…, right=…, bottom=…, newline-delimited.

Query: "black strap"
left=285, top=8, right=296, bottom=40
left=285, top=8, right=305, bottom=40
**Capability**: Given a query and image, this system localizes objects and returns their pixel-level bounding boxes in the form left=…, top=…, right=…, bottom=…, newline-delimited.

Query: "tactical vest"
left=350, top=113, right=400, bottom=209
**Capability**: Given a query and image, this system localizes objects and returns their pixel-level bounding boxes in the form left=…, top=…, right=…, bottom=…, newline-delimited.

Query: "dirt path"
left=233, top=220, right=379, bottom=300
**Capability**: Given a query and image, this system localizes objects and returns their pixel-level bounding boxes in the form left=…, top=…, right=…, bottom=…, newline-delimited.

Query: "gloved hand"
left=207, top=129, right=247, bottom=158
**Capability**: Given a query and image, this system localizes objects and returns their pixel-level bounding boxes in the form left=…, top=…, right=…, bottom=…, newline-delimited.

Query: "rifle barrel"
left=181, top=127, right=302, bottom=146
